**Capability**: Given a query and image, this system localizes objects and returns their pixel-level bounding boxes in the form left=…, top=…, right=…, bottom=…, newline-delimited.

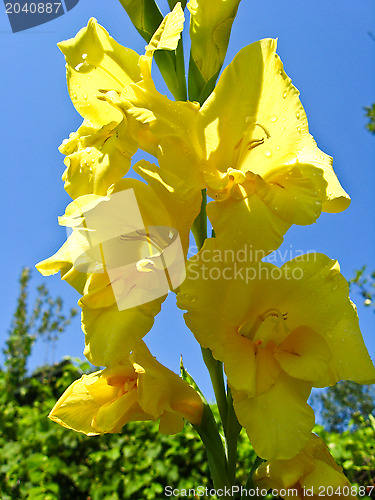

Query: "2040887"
left=316, top=486, right=373, bottom=496
left=5, top=3, right=62, bottom=14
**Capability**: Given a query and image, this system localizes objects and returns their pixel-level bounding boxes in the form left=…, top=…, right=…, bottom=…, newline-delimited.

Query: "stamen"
left=247, top=138, right=265, bottom=151
left=238, top=308, right=288, bottom=340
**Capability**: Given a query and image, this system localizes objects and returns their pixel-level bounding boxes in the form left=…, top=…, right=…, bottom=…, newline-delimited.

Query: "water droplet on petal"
left=283, top=91, right=287, bottom=99
left=297, top=126, right=301, bottom=134
left=264, top=150, right=272, bottom=157
left=296, top=111, right=301, bottom=119
left=83, top=94, right=88, bottom=100
left=82, top=53, right=88, bottom=60
left=270, top=116, right=277, bottom=123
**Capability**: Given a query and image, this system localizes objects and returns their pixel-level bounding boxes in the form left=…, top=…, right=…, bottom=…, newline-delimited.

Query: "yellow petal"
left=207, top=182, right=290, bottom=256
left=36, top=237, right=87, bottom=294
left=177, top=238, right=260, bottom=352
left=254, top=454, right=314, bottom=490
left=232, top=372, right=314, bottom=460
left=58, top=18, right=141, bottom=126
left=134, top=158, right=202, bottom=254
left=82, top=295, right=165, bottom=366
left=159, top=411, right=185, bottom=435
left=199, top=38, right=349, bottom=212
left=275, top=326, right=332, bottom=385
left=132, top=342, right=203, bottom=426
left=145, top=3, right=185, bottom=57
left=259, top=165, right=325, bottom=226
left=324, top=300, right=375, bottom=384
left=301, top=459, right=351, bottom=490
left=278, top=254, right=375, bottom=385
left=297, top=138, right=350, bottom=213
left=94, top=391, right=150, bottom=433
left=48, top=372, right=102, bottom=435
left=60, top=118, right=138, bottom=199
left=156, top=135, right=205, bottom=191
left=221, top=336, right=257, bottom=395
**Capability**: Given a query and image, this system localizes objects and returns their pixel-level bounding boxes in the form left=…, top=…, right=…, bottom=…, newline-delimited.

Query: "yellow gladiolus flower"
left=177, top=239, right=375, bottom=459
left=124, top=38, right=350, bottom=255
left=57, top=18, right=142, bottom=199
left=58, top=5, right=186, bottom=199
left=49, top=341, right=203, bottom=435
left=254, top=434, right=357, bottom=499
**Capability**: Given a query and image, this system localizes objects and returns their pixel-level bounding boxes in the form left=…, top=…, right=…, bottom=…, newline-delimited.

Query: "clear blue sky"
left=1, top=0, right=374, bottom=400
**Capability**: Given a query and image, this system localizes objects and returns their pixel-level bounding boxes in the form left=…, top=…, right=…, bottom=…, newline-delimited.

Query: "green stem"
left=193, top=404, right=231, bottom=493
left=242, top=456, right=264, bottom=499
left=201, top=347, right=228, bottom=432
left=174, top=36, right=187, bottom=101
left=226, top=387, right=242, bottom=486
left=192, top=189, right=207, bottom=250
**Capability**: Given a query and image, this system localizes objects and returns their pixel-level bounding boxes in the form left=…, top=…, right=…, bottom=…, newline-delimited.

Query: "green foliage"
left=316, top=417, right=375, bottom=487
left=0, top=356, right=259, bottom=499
left=0, top=360, right=210, bottom=499
left=350, top=266, right=375, bottom=312
left=4, top=268, right=77, bottom=393
left=2, top=267, right=375, bottom=497
left=365, top=103, right=375, bottom=134
left=311, top=381, right=375, bottom=433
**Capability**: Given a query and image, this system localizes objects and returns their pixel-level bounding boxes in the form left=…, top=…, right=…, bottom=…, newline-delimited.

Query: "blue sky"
left=1, top=0, right=374, bottom=400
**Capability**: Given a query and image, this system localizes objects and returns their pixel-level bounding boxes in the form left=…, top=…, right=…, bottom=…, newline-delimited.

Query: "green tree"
left=3, top=268, right=77, bottom=394
left=365, top=103, right=375, bottom=134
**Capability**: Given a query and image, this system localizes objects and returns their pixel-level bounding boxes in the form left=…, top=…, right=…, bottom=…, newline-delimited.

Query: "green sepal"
left=180, top=355, right=206, bottom=401
left=188, top=54, right=220, bottom=105
left=168, top=0, right=187, bottom=10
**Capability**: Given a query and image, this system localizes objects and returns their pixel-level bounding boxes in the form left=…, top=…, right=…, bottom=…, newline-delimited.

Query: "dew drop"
left=270, top=116, right=277, bottom=123
left=283, top=91, right=287, bottom=99
left=72, top=93, right=77, bottom=100
left=75, top=62, right=84, bottom=71
left=264, top=150, right=272, bottom=157
left=82, top=53, right=88, bottom=60
left=83, top=94, right=88, bottom=100
left=297, top=126, right=301, bottom=134
left=295, top=111, right=301, bottom=119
